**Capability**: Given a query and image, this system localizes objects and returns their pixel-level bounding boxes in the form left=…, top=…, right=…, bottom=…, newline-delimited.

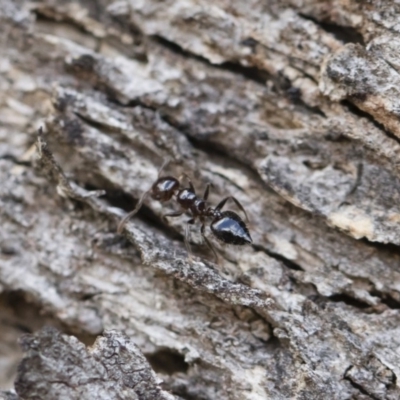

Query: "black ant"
left=117, top=161, right=252, bottom=263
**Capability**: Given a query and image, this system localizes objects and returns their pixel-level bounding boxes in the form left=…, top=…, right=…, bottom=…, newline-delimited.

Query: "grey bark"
left=1, top=0, right=400, bottom=399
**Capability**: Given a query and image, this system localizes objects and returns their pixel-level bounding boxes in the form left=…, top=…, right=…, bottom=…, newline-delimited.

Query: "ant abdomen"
left=211, top=211, right=252, bottom=246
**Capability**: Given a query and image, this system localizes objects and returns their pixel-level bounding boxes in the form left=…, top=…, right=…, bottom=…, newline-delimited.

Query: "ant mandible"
left=117, top=161, right=252, bottom=263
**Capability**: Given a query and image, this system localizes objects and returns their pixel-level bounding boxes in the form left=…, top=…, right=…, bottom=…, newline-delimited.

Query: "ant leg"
left=162, top=211, right=183, bottom=222
left=214, top=196, right=249, bottom=222
left=179, top=173, right=196, bottom=193
left=158, top=158, right=171, bottom=177
left=117, top=189, right=151, bottom=234
left=201, top=223, right=219, bottom=265
left=185, top=218, right=195, bottom=263
left=203, top=183, right=211, bottom=201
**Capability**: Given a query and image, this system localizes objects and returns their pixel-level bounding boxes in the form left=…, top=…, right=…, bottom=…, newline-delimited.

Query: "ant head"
left=151, top=176, right=179, bottom=202
left=210, top=211, right=252, bottom=245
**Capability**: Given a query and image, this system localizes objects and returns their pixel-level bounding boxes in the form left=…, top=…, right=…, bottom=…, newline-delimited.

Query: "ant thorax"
left=177, top=188, right=197, bottom=209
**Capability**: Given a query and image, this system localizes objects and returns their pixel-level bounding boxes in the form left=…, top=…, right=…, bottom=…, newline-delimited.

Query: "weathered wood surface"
left=2, top=1, right=400, bottom=399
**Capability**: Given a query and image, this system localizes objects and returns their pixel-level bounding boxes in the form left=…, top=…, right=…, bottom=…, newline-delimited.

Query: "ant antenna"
left=117, top=158, right=172, bottom=234
left=178, top=173, right=195, bottom=192
left=117, top=189, right=151, bottom=234
left=158, top=158, right=171, bottom=177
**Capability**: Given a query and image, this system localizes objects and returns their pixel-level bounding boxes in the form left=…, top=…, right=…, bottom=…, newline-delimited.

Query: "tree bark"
left=1, top=1, right=400, bottom=399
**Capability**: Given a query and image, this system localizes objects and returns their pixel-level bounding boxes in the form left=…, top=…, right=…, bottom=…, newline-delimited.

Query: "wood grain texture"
left=1, top=0, right=400, bottom=399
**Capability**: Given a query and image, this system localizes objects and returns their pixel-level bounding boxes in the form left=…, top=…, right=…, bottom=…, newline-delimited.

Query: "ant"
left=117, top=161, right=252, bottom=263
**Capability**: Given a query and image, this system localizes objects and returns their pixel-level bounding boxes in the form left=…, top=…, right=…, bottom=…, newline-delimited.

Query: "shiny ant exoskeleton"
left=117, top=161, right=252, bottom=263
